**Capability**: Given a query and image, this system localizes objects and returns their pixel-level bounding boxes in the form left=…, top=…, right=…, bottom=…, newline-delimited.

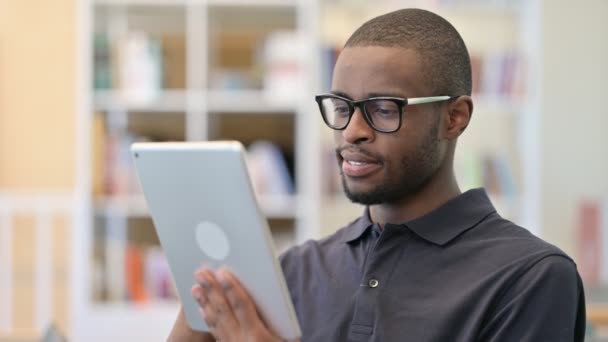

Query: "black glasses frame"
left=314, top=94, right=454, bottom=133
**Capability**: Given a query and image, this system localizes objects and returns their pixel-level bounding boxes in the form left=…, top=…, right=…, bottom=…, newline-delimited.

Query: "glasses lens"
left=320, top=97, right=351, bottom=129
left=364, top=99, right=401, bottom=131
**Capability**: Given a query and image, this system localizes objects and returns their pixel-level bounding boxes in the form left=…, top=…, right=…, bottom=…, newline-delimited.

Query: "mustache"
left=335, top=145, right=383, bottom=163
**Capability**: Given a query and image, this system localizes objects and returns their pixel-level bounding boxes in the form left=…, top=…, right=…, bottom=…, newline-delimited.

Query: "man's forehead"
left=331, top=46, right=428, bottom=98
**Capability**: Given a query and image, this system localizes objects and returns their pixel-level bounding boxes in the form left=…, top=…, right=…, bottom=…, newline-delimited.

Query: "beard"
left=340, top=120, right=442, bottom=205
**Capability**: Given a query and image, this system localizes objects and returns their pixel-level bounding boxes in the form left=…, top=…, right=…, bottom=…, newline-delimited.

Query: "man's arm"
left=167, top=307, right=215, bottom=342
left=478, top=255, right=586, bottom=342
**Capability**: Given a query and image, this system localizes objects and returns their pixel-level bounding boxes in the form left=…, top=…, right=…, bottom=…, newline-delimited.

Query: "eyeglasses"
left=314, top=94, right=454, bottom=133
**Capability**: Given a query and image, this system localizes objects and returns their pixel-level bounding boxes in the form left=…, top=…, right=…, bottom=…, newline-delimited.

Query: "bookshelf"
left=76, top=0, right=321, bottom=341
left=75, top=0, right=543, bottom=341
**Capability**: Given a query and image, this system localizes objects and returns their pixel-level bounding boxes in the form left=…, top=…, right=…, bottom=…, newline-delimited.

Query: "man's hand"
left=192, top=267, right=290, bottom=342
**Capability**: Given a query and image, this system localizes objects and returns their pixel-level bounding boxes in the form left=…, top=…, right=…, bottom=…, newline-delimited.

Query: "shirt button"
left=368, top=279, right=379, bottom=288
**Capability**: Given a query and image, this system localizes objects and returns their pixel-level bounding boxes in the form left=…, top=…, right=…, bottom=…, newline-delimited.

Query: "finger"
left=194, top=271, right=228, bottom=341
left=198, top=269, right=240, bottom=335
left=199, top=306, right=219, bottom=335
left=191, top=283, right=222, bottom=340
left=191, top=284, right=209, bottom=308
left=219, top=269, right=264, bottom=330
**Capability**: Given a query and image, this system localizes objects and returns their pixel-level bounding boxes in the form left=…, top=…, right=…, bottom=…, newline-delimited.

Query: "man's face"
left=332, top=46, right=447, bottom=205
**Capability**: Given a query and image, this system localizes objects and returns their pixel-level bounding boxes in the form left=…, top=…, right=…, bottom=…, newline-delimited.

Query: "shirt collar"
left=341, top=188, right=496, bottom=246
left=339, top=207, right=374, bottom=243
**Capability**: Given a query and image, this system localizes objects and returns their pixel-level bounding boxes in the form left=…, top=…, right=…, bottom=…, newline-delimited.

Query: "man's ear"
left=443, top=95, right=473, bottom=140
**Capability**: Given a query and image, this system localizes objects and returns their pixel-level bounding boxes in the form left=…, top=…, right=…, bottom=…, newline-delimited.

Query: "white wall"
left=540, top=0, right=608, bottom=256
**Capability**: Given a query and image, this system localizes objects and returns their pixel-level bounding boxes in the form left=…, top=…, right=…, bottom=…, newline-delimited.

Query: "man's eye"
left=368, top=101, right=399, bottom=117
left=375, top=108, right=398, bottom=116
left=335, top=106, right=350, bottom=115
left=369, top=106, right=398, bottom=116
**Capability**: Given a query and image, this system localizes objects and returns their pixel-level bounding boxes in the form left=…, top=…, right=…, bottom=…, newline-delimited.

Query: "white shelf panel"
left=94, top=193, right=298, bottom=219
left=256, top=193, right=298, bottom=219
left=89, top=300, right=179, bottom=314
left=94, top=89, right=300, bottom=114
left=487, top=192, right=522, bottom=222
left=207, top=0, right=298, bottom=7
left=93, top=0, right=298, bottom=7
left=472, top=94, right=523, bottom=114
left=78, top=302, right=179, bottom=342
left=94, top=90, right=187, bottom=112
left=207, top=90, right=298, bottom=113
left=93, top=0, right=188, bottom=5
left=94, top=194, right=149, bottom=217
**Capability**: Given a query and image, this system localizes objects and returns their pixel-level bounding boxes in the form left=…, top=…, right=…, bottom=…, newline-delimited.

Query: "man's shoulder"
left=470, top=213, right=575, bottom=268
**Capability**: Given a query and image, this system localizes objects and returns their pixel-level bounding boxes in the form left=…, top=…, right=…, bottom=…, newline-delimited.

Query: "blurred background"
left=0, top=0, right=607, bottom=341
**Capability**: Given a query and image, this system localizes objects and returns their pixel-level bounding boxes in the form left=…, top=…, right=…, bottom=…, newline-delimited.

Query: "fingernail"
left=192, top=287, right=201, bottom=300
left=216, top=269, right=224, bottom=279
left=196, top=274, right=210, bottom=289
left=219, top=268, right=232, bottom=279
left=195, top=275, right=207, bottom=288
left=216, top=270, right=231, bottom=289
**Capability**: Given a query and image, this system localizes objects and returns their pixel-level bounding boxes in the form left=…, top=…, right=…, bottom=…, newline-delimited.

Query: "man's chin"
left=343, top=187, right=385, bottom=206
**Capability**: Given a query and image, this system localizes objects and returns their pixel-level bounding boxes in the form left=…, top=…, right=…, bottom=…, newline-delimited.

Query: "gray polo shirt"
left=280, top=188, right=586, bottom=341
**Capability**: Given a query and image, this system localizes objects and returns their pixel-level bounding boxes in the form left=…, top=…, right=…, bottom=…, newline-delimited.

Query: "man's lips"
left=339, top=150, right=382, bottom=178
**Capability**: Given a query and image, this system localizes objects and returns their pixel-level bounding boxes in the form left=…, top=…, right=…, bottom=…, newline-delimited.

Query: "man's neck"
left=369, top=168, right=461, bottom=227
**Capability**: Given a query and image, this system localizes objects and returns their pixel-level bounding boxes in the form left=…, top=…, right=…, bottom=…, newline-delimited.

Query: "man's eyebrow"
left=330, top=90, right=352, bottom=99
left=366, top=92, right=406, bottom=98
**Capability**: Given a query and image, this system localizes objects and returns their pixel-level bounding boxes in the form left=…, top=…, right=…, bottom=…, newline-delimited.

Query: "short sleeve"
left=478, top=255, right=586, bottom=342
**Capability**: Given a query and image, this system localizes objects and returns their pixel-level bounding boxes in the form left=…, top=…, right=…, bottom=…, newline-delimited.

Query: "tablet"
left=131, top=141, right=301, bottom=340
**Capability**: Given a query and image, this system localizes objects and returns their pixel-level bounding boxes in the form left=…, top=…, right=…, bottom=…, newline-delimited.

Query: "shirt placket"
left=348, top=225, right=410, bottom=341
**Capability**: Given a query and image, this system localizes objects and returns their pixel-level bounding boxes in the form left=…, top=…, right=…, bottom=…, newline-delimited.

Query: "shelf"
left=472, top=95, right=524, bottom=114
left=588, top=303, right=608, bottom=326
left=486, top=192, right=521, bottom=221
left=321, top=1, right=521, bottom=13
left=256, top=193, right=298, bottom=219
left=94, top=90, right=187, bottom=112
left=94, top=194, right=149, bottom=217
left=93, top=0, right=189, bottom=5
left=94, top=193, right=298, bottom=219
left=207, top=89, right=298, bottom=113
left=93, top=0, right=298, bottom=7
left=78, top=302, right=179, bottom=342
left=90, top=300, right=179, bottom=313
left=94, top=89, right=299, bottom=114
left=207, top=0, right=298, bottom=7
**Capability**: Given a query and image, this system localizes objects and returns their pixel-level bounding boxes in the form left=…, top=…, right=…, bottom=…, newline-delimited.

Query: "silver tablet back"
left=131, top=141, right=300, bottom=340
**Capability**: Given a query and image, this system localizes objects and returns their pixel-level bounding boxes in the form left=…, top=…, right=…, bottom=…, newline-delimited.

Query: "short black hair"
left=345, top=8, right=472, bottom=96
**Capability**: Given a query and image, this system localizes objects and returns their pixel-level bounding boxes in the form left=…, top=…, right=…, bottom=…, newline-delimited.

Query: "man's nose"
left=341, top=107, right=375, bottom=145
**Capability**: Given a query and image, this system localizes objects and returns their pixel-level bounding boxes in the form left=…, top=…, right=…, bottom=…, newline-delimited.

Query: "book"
left=245, top=141, right=294, bottom=198
left=125, top=245, right=149, bottom=303
left=262, top=31, right=303, bottom=104
left=114, top=31, right=163, bottom=105
left=472, top=51, right=524, bottom=100
left=93, top=32, right=112, bottom=90
left=578, top=200, right=602, bottom=286
left=144, top=247, right=176, bottom=300
left=320, top=45, right=341, bottom=91
left=470, top=53, right=483, bottom=95
left=92, top=113, right=106, bottom=196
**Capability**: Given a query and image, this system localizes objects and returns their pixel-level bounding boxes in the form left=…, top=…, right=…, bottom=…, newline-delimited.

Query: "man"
left=169, top=8, right=586, bottom=342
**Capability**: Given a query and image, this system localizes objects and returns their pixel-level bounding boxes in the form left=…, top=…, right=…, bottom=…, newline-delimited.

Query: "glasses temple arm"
left=407, top=96, right=451, bottom=105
